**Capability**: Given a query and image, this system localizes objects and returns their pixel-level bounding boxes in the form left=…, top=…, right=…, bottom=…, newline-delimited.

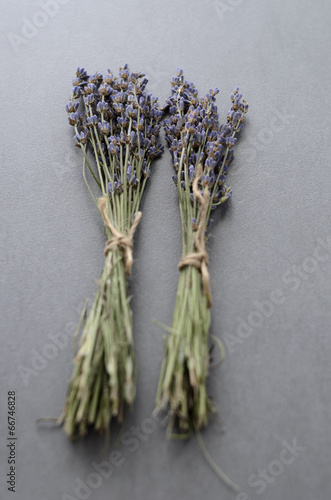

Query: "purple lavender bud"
left=86, top=83, right=97, bottom=94
left=225, top=137, right=237, bottom=147
left=205, top=157, right=216, bottom=170
left=220, top=185, right=232, bottom=202
left=172, top=175, right=178, bottom=185
left=99, top=84, right=111, bottom=96
left=84, top=94, right=95, bottom=105
left=66, top=101, right=79, bottom=113
left=76, top=67, right=87, bottom=79
left=114, top=104, right=124, bottom=115
left=68, top=112, right=82, bottom=126
left=140, top=78, right=148, bottom=91
left=188, top=165, right=195, bottom=182
left=108, top=143, right=119, bottom=155
left=98, top=121, right=110, bottom=135
left=241, top=101, right=249, bottom=112
left=144, top=138, right=151, bottom=149
left=74, top=131, right=88, bottom=145
left=128, top=104, right=138, bottom=118
left=209, top=171, right=216, bottom=186
left=89, top=72, right=103, bottom=83
left=180, top=181, right=186, bottom=190
left=87, top=115, right=98, bottom=127
left=147, top=146, right=158, bottom=159
left=71, top=86, right=81, bottom=98
left=104, top=72, right=113, bottom=85
left=108, top=182, right=113, bottom=193
left=72, top=77, right=82, bottom=87
left=96, top=101, right=108, bottom=114
left=201, top=175, right=209, bottom=187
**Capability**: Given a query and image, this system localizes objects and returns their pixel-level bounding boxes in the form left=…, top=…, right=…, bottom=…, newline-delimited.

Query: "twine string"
left=98, top=197, right=142, bottom=275
left=178, top=164, right=212, bottom=307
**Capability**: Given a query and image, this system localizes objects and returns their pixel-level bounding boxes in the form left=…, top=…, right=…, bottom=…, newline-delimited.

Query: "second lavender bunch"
left=156, top=70, right=248, bottom=435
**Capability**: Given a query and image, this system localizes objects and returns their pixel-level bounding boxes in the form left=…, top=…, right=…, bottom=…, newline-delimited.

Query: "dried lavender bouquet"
left=156, top=70, right=248, bottom=435
left=62, top=65, right=163, bottom=438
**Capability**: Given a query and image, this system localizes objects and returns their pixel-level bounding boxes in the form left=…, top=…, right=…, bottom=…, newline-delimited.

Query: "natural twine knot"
left=98, top=197, right=142, bottom=275
left=178, top=164, right=213, bottom=308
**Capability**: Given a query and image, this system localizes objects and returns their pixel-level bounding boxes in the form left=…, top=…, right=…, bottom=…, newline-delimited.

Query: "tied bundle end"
left=98, top=197, right=141, bottom=275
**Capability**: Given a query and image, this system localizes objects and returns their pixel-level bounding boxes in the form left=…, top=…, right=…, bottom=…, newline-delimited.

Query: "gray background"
left=1, top=0, right=330, bottom=499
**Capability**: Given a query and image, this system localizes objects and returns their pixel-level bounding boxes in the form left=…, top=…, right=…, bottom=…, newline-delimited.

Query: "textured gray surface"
left=1, top=0, right=331, bottom=499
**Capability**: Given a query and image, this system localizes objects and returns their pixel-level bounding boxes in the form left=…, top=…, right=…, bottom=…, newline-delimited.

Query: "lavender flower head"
left=66, top=64, right=164, bottom=209
left=164, top=69, right=248, bottom=217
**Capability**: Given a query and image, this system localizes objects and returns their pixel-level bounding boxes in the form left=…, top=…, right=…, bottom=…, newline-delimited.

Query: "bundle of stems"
left=61, top=65, right=163, bottom=438
left=156, top=70, right=248, bottom=435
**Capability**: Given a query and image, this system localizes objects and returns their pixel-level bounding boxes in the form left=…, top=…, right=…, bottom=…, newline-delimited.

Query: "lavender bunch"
left=62, top=65, right=163, bottom=438
left=156, top=70, right=248, bottom=435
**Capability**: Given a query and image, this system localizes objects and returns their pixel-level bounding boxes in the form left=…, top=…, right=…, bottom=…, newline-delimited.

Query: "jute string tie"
left=178, top=164, right=212, bottom=308
left=98, top=197, right=141, bottom=275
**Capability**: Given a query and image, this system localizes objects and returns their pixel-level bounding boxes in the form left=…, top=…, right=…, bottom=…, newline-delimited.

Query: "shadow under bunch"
left=61, top=65, right=163, bottom=439
left=156, top=69, right=248, bottom=436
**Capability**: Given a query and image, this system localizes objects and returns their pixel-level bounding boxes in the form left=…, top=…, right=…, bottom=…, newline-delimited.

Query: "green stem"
left=196, top=431, right=240, bottom=493
left=62, top=244, right=135, bottom=439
